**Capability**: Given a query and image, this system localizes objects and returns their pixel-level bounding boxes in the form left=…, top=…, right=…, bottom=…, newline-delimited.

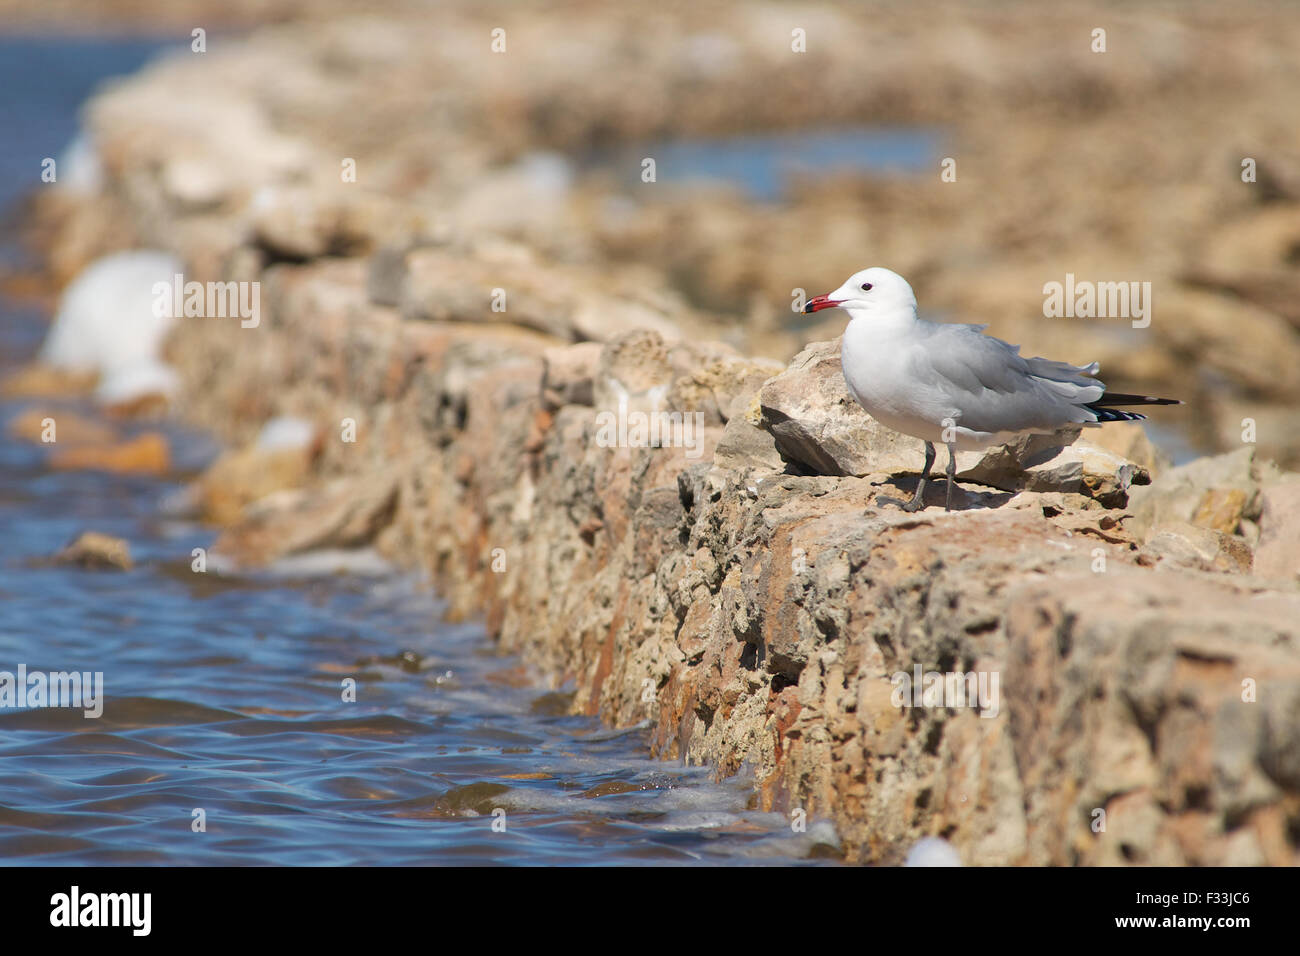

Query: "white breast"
left=840, top=318, right=961, bottom=448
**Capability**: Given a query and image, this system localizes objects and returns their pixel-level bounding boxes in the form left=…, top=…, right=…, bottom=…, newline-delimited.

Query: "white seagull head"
left=804, top=266, right=918, bottom=321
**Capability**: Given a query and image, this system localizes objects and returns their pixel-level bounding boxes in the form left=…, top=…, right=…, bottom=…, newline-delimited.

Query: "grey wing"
left=907, top=323, right=1105, bottom=433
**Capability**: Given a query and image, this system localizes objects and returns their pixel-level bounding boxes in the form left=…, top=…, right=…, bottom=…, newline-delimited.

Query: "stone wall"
left=101, top=253, right=1295, bottom=865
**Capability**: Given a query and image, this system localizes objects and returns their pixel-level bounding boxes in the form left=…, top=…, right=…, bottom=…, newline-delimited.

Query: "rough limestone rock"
left=1253, top=478, right=1300, bottom=581
left=954, top=433, right=1148, bottom=507
left=757, top=339, right=924, bottom=478
left=1084, top=420, right=1168, bottom=476
left=1141, top=521, right=1253, bottom=574
left=1127, top=447, right=1276, bottom=542
left=668, top=352, right=783, bottom=425
left=56, top=531, right=133, bottom=571
left=197, top=438, right=318, bottom=526
left=0, top=364, right=98, bottom=399
left=212, top=473, right=399, bottom=567
left=397, top=245, right=686, bottom=344
left=48, top=432, right=170, bottom=476
left=713, top=413, right=786, bottom=474
left=250, top=185, right=407, bottom=261
left=161, top=155, right=234, bottom=213
left=542, top=342, right=603, bottom=410
left=593, top=329, right=675, bottom=413
left=7, top=407, right=116, bottom=446
left=1191, top=487, right=1251, bottom=535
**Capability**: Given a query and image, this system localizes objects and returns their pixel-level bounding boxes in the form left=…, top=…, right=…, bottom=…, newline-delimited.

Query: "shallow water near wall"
left=0, top=35, right=838, bottom=866
left=0, top=492, right=834, bottom=864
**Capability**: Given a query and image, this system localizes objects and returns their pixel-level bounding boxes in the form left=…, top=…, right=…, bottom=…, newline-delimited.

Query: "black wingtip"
left=1090, top=392, right=1182, bottom=408
left=1091, top=408, right=1149, bottom=423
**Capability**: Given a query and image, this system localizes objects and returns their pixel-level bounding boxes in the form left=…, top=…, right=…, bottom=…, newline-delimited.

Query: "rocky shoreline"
left=9, top=1, right=1300, bottom=864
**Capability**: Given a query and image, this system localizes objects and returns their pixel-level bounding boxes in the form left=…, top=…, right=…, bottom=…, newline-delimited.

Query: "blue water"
left=0, top=35, right=174, bottom=268
left=588, top=126, right=943, bottom=201
left=0, top=35, right=839, bottom=865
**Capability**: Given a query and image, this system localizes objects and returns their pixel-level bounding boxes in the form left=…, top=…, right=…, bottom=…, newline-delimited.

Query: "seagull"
left=804, top=267, right=1180, bottom=512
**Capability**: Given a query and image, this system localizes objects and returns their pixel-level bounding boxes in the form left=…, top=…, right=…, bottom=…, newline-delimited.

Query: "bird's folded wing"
left=905, top=326, right=1104, bottom=434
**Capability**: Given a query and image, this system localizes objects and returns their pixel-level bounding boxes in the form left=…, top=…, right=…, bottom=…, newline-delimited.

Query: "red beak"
left=804, top=293, right=842, bottom=314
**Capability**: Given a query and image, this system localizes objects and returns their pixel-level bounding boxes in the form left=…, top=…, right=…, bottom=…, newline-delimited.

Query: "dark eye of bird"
left=861, top=282, right=873, bottom=291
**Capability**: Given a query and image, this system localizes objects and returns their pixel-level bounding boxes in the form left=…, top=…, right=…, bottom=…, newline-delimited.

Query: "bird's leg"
left=945, top=443, right=957, bottom=512
left=879, top=441, right=935, bottom=513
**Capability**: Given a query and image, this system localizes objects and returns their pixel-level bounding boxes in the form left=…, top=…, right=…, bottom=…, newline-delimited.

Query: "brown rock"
left=1253, top=478, right=1300, bottom=581
left=1086, top=421, right=1169, bottom=476
left=541, top=342, right=603, bottom=410
left=592, top=328, right=675, bottom=417
left=212, top=473, right=398, bottom=566
left=669, top=353, right=784, bottom=425
left=161, top=155, right=234, bottom=212
left=955, top=433, right=1148, bottom=507
left=399, top=245, right=685, bottom=344
left=252, top=186, right=410, bottom=261
left=198, top=442, right=316, bottom=526
left=713, top=414, right=785, bottom=474
left=757, top=338, right=922, bottom=478
left=1127, top=446, right=1265, bottom=542
left=0, top=363, right=98, bottom=398
left=7, top=407, right=116, bottom=446
left=56, top=531, right=132, bottom=570
left=1191, top=487, right=1249, bottom=535
left=48, top=432, right=170, bottom=475
left=1142, top=521, right=1253, bottom=574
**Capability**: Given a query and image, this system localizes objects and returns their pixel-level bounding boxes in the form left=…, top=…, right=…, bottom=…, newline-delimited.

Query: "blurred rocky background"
left=5, top=0, right=1299, bottom=466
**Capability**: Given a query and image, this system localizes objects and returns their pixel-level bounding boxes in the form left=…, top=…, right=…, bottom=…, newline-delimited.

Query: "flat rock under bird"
left=804, top=267, right=1180, bottom=512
